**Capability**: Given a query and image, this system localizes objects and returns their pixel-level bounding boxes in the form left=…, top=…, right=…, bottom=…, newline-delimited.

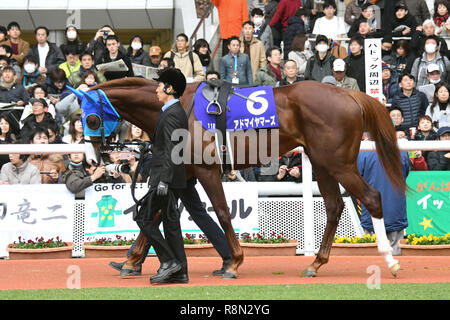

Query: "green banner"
left=406, top=171, right=450, bottom=236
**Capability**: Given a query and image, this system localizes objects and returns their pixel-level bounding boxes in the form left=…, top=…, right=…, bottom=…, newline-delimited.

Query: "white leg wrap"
left=371, top=217, right=393, bottom=255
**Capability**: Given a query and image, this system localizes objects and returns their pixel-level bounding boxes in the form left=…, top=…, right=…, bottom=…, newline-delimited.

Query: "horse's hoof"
left=389, top=263, right=400, bottom=277
left=222, top=271, right=238, bottom=279
left=301, top=268, right=317, bottom=278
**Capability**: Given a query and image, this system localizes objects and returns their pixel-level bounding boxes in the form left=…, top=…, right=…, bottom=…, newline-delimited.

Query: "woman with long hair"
left=426, top=82, right=450, bottom=129
left=62, top=114, right=84, bottom=144
left=0, top=114, right=18, bottom=169
left=287, top=33, right=313, bottom=78
left=193, top=39, right=211, bottom=74
left=124, top=124, right=150, bottom=143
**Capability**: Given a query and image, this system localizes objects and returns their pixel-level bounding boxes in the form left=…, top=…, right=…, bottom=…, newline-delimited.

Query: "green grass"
left=0, top=283, right=449, bottom=300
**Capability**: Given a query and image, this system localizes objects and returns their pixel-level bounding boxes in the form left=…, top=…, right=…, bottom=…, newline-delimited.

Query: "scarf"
left=434, top=14, right=449, bottom=27
left=269, top=63, right=282, bottom=81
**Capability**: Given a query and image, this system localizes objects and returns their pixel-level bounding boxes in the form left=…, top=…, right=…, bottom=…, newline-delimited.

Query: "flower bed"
left=331, top=234, right=378, bottom=256
left=7, top=236, right=73, bottom=260
left=240, top=233, right=298, bottom=256
left=83, top=235, right=134, bottom=258
left=399, top=234, right=450, bottom=256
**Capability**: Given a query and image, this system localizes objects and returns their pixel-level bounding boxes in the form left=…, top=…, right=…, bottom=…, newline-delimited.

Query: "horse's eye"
left=86, top=114, right=100, bottom=130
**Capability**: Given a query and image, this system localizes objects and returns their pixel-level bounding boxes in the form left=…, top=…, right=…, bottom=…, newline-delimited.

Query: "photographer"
left=107, top=150, right=138, bottom=183
left=60, top=152, right=106, bottom=198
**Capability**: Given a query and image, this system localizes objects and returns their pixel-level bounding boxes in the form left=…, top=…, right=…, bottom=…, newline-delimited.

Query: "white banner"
left=364, top=38, right=383, bottom=101
left=0, top=185, right=75, bottom=257
left=84, top=182, right=260, bottom=243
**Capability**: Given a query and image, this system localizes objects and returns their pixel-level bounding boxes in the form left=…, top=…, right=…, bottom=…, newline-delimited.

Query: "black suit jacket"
left=149, top=100, right=188, bottom=189
left=27, top=42, right=65, bottom=73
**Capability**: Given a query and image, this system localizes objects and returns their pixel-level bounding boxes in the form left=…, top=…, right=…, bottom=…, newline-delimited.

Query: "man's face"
left=9, top=153, right=21, bottom=165
left=323, top=5, right=335, bottom=18
left=400, top=75, right=415, bottom=91
left=1, top=70, right=14, bottom=83
left=106, top=39, right=119, bottom=55
left=81, top=55, right=94, bottom=69
left=47, top=129, right=56, bottom=143
left=156, top=82, right=172, bottom=103
left=390, top=110, right=404, bottom=126
left=268, top=49, right=282, bottom=66
left=158, top=60, right=168, bottom=70
left=395, top=8, right=407, bottom=19
left=427, top=70, right=441, bottom=82
left=283, top=61, right=297, bottom=78
left=54, top=80, right=65, bottom=90
left=359, top=22, right=370, bottom=35
left=349, top=41, right=362, bottom=55
left=32, top=102, right=45, bottom=116
left=70, top=152, right=84, bottom=163
left=423, top=22, right=435, bottom=36
left=176, top=36, right=188, bottom=53
left=8, top=26, right=20, bottom=40
left=382, top=68, right=391, bottom=80
left=243, top=24, right=254, bottom=39
left=35, top=28, right=48, bottom=44
left=228, top=39, right=240, bottom=55
left=66, top=54, right=79, bottom=67
left=32, top=132, right=49, bottom=144
left=333, top=70, right=345, bottom=82
left=150, top=55, right=161, bottom=66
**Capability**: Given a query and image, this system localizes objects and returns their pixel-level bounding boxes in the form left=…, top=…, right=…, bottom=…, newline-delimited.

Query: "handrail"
left=189, top=2, right=215, bottom=46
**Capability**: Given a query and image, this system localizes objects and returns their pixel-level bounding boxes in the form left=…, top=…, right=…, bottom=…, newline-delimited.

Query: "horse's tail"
left=348, top=90, right=406, bottom=195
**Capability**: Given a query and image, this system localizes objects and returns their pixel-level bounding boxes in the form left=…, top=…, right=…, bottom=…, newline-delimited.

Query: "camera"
left=105, top=162, right=131, bottom=176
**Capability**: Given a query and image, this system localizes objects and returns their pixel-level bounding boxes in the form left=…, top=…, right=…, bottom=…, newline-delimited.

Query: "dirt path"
left=1, top=255, right=449, bottom=290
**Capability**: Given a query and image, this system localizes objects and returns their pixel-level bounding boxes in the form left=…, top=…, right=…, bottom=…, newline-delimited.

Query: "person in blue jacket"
left=357, top=133, right=411, bottom=255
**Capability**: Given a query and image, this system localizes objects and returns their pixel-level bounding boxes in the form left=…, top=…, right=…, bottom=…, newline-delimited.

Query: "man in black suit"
left=135, top=68, right=189, bottom=284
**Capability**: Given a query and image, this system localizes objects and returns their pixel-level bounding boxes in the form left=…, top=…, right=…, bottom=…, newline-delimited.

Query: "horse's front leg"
left=196, top=165, right=243, bottom=278
left=123, top=231, right=148, bottom=269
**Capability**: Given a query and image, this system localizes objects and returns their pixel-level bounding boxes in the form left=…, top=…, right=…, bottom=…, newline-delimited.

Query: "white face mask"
left=316, top=44, right=328, bottom=53
left=66, top=30, right=77, bottom=40
left=425, top=43, right=437, bottom=54
left=429, top=78, right=441, bottom=84
left=253, top=17, right=264, bottom=26
left=24, top=63, right=36, bottom=74
left=131, top=42, right=142, bottom=51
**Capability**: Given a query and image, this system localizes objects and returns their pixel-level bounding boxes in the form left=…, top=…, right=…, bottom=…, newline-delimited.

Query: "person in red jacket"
left=269, top=0, right=302, bottom=35
left=211, top=0, right=248, bottom=56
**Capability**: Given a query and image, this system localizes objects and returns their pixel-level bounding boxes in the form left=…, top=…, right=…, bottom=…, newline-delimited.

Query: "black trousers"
left=131, top=178, right=231, bottom=265
left=136, top=188, right=187, bottom=273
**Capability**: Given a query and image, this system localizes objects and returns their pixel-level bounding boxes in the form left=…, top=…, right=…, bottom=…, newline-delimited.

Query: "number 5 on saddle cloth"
left=191, top=79, right=279, bottom=173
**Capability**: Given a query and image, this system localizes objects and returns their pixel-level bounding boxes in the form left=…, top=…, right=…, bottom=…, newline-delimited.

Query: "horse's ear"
left=66, top=85, right=85, bottom=100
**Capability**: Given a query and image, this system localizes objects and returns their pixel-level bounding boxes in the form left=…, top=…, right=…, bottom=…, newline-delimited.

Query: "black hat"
left=153, top=68, right=186, bottom=97
left=315, top=34, right=328, bottom=45
left=437, top=126, right=450, bottom=137
left=30, top=97, right=48, bottom=107
left=395, top=2, right=408, bottom=11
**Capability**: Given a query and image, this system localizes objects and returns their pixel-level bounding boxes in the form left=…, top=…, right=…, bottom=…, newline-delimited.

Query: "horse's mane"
left=90, top=77, right=157, bottom=91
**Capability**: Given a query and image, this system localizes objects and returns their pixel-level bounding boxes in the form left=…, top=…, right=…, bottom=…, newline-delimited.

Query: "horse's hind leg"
left=336, top=169, right=400, bottom=277
left=302, top=166, right=345, bottom=277
left=122, top=231, right=148, bottom=269
left=195, top=165, right=243, bottom=279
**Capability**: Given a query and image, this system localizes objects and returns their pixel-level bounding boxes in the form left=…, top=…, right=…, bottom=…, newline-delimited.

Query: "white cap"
left=427, top=63, right=440, bottom=73
left=333, top=59, right=346, bottom=72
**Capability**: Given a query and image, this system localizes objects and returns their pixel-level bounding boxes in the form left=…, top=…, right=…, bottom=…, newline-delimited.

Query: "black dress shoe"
left=212, top=258, right=232, bottom=276
left=158, top=272, right=189, bottom=284
left=150, top=261, right=182, bottom=284
left=109, top=261, right=125, bottom=272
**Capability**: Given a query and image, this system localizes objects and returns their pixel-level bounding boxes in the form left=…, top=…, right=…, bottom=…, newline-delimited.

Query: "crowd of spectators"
left=1, top=0, right=450, bottom=190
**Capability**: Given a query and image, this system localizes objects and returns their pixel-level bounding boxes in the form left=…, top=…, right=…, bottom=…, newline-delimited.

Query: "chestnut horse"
left=80, top=78, right=405, bottom=278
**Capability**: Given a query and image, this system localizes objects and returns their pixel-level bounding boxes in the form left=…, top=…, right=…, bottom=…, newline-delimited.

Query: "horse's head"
left=67, top=86, right=121, bottom=138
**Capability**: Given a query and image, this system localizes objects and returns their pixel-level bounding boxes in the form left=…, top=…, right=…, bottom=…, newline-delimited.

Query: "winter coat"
left=58, top=59, right=81, bottom=78
left=61, top=165, right=93, bottom=198
left=357, top=150, right=410, bottom=232
left=425, top=102, right=450, bottom=128
left=0, top=160, right=41, bottom=184
left=211, top=0, right=249, bottom=39
left=0, top=83, right=30, bottom=104
left=391, top=89, right=429, bottom=128
left=21, top=70, right=46, bottom=88
left=288, top=50, right=313, bottom=76
left=219, top=52, right=253, bottom=85
left=20, top=112, right=58, bottom=142
left=345, top=52, right=366, bottom=92
left=127, top=48, right=148, bottom=65
left=0, top=38, right=30, bottom=65
left=60, top=39, right=87, bottom=56
left=335, top=76, right=360, bottom=91
left=383, top=71, right=401, bottom=104
left=304, top=51, right=335, bottom=82
left=254, top=64, right=280, bottom=87
left=269, top=0, right=302, bottom=31
left=163, top=44, right=205, bottom=82
left=27, top=42, right=65, bottom=74
left=383, top=51, right=417, bottom=75
left=391, top=13, right=417, bottom=37
left=427, top=150, right=450, bottom=170
left=67, top=66, right=107, bottom=89
left=29, top=153, right=66, bottom=184
left=283, top=15, right=305, bottom=60
left=254, top=22, right=274, bottom=51
left=85, top=37, right=127, bottom=64
left=265, top=0, right=283, bottom=43
left=410, top=52, right=450, bottom=87
left=239, top=36, right=267, bottom=80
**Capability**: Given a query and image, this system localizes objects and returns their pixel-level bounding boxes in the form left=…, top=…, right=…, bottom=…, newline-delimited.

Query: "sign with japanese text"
left=364, top=38, right=383, bottom=101
left=0, top=185, right=75, bottom=257
left=406, top=171, right=450, bottom=236
left=84, top=182, right=259, bottom=242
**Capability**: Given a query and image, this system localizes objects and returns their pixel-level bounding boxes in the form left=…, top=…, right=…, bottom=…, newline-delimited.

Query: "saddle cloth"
left=193, top=82, right=279, bottom=132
